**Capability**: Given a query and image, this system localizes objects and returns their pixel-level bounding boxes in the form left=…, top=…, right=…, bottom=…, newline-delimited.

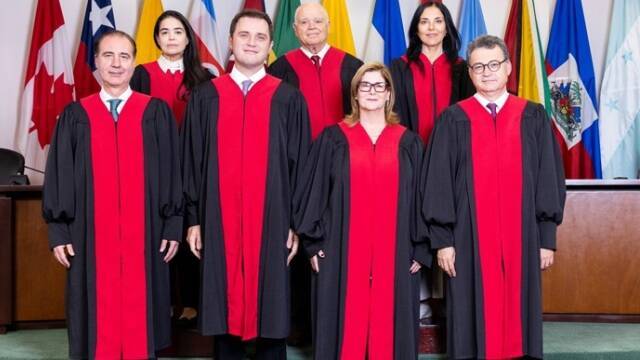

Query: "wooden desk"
left=0, top=186, right=66, bottom=333
left=1, top=181, right=639, bottom=334
left=542, top=180, right=640, bottom=320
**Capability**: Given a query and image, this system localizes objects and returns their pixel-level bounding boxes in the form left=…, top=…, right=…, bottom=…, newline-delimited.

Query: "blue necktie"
left=241, top=80, right=253, bottom=96
left=108, top=99, right=122, bottom=121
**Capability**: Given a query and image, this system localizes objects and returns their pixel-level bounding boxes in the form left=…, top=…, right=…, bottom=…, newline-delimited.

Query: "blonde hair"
left=345, top=62, right=399, bottom=125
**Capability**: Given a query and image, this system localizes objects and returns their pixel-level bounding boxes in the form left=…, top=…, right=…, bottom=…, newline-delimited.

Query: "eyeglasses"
left=469, top=59, right=508, bottom=74
left=358, top=81, right=388, bottom=93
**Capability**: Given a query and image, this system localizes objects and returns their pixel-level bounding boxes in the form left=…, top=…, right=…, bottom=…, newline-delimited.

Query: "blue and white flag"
left=458, top=0, right=487, bottom=59
left=599, top=0, right=640, bottom=179
left=363, top=0, right=406, bottom=65
left=545, top=0, right=602, bottom=178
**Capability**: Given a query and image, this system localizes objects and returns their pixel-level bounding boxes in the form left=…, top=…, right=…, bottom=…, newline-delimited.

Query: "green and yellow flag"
left=323, top=0, right=356, bottom=56
left=271, top=0, right=301, bottom=63
left=135, top=0, right=164, bottom=64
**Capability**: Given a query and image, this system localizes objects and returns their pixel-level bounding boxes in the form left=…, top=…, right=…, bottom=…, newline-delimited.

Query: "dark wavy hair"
left=405, top=1, right=461, bottom=73
left=153, top=10, right=211, bottom=97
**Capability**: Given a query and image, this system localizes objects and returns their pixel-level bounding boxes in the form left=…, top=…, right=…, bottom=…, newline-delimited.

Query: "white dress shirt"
left=99, top=86, right=133, bottom=119
left=229, top=66, right=267, bottom=93
left=300, top=43, right=330, bottom=65
left=473, top=91, right=510, bottom=115
left=157, top=55, right=184, bottom=74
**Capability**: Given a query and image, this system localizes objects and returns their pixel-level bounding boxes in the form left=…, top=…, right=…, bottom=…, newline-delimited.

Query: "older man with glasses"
left=420, top=35, right=566, bottom=359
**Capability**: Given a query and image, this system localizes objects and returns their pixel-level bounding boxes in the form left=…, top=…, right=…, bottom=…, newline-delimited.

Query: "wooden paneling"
left=0, top=197, right=12, bottom=332
left=542, top=190, right=640, bottom=314
left=13, top=198, right=66, bottom=321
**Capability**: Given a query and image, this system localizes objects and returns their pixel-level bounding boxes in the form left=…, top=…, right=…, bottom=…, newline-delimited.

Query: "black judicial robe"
left=182, top=74, right=311, bottom=340
left=42, top=92, right=183, bottom=359
left=268, top=47, right=363, bottom=139
left=421, top=95, right=566, bottom=359
left=390, top=54, right=475, bottom=143
left=294, top=123, right=430, bottom=360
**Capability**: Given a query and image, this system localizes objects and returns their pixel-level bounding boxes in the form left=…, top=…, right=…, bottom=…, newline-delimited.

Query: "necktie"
left=311, top=55, right=321, bottom=70
left=241, top=80, right=253, bottom=96
left=108, top=99, right=122, bottom=121
left=486, top=102, right=498, bottom=121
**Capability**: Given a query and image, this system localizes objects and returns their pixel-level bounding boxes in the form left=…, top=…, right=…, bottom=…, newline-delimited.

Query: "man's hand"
left=286, top=229, right=299, bottom=266
left=437, top=246, right=456, bottom=278
left=186, top=225, right=202, bottom=259
left=160, top=239, right=180, bottom=263
left=53, top=244, right=75, bottom=268
left=310, top=250, right=325, bottom=273
left=409, top=260, right=422, bottom=274
left=540, top=248, right=554, bottom=270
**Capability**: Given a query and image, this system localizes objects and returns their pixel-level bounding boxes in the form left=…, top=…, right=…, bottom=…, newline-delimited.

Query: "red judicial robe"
left=390, top=54, right=475, bottom=143
left=268, top=47, right=363, bottom=139
left=421, top=95, right=566, bottom=359
left=131, top=61, right=192, bottom=127
left=294, top=122, right=430, bottom=360
left=182, top=74, right=311, bottom=340
left=42, top=92, right=183, bottom=359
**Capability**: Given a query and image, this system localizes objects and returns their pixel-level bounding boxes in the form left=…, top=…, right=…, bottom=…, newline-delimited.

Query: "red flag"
left=244, top=0, right=266, bottom=10
left=15, top=0, right=74, bottom=184
left=504, top=0, right=522, bottom=95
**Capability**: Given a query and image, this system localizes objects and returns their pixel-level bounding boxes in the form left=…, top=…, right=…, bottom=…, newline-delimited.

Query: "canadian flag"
left=15, top=0, right=74, bottom=184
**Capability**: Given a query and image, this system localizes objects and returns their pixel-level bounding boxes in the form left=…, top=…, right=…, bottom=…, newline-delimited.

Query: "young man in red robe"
left=43, top=30, right=183, bottom=359
left=182, top=9, right=311, bottom=360
left=421, top=35, right=566, bottom=359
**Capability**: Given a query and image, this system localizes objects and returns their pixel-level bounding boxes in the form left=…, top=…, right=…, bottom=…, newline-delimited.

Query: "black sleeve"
left=529, top=103, right=566, bottom=250
left=293, top=127, right=337, bottom=257
left=283, top=87, right=313, bottom=229
left=390, top=58, right=412, bottom=129
left=130, top=65, right=151, bottom=94
left=42, top=103, right=81, bottom=249
left=340, top=54, right=364, bottom=117
left=451, top=60, right=476, bottom=104
left=401, top=131, right=431, bottom=267
left=267, top=57, right=300, bottom=88
left=146, top=99, right=184, bottom=241
left=421, top=108, right=459, bottom=250
left=181, top=82, right=216, bottom=227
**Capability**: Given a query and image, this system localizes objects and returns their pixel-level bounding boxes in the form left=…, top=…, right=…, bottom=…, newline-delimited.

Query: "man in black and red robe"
left=182, top=10, right=311, bottom=359
left=421, top=35, right=566, bottom=359
left=268, top=3, right=362, bottom=141
left=43, top=30, right=183, bottom=359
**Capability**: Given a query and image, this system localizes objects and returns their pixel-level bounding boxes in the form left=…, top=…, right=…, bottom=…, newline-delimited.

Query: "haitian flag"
left=73, top=0, right=116, bottom=99
left=545, top=0, right=602, bottom=178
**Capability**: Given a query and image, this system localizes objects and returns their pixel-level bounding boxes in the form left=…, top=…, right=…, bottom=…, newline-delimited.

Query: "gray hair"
left=293, top=3, right=329, bottom=25
left=466, top=35, right=510, bottom=62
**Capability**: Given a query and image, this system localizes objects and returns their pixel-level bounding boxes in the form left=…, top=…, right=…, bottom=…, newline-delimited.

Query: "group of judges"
left=42, top=1, right=566, bottom=359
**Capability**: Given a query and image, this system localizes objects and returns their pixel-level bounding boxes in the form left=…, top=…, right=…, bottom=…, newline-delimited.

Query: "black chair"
left=0, top=148, right=29, bottom=185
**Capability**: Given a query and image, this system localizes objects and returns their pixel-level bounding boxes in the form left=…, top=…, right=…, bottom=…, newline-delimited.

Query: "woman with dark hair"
left=391, top=1, right=475, bottom=144
left=131, top=10, right=212, bottom=127
left=294, top=62, right=429, bottom=359
left=390, top=0, right=475, bottom=325
left=131, top=10, right=211, bottom=327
